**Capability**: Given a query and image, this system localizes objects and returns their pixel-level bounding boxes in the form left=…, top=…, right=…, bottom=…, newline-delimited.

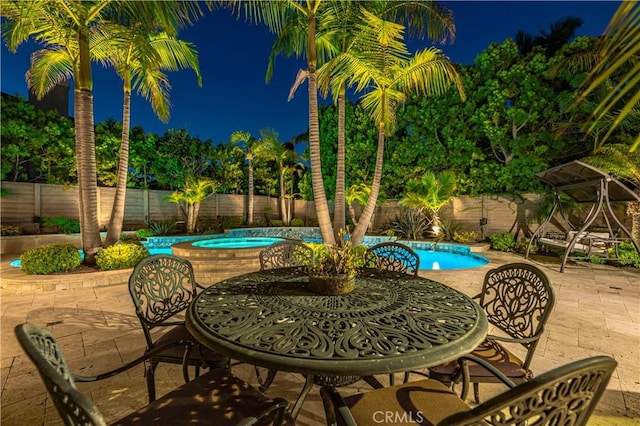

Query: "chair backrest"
left=479, top=262, right=555, bottom=368
left=364, top=242, right=420, bottom=276
left=129, top=255, right=198, bottom=344
left=15, top=323, right=107, bottom=426
left=444, top=355, right=617, bottom=426
left=259, top=240, right=314, bottom=270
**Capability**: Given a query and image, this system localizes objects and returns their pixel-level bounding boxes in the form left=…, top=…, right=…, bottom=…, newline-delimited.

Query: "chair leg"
left=473, top=382, right=480, bottom=404
left=290, top=375, right=315, bottom=419
left=146, top=362, right=158, bottom=403
left=389, top=373, right=395, bottom=386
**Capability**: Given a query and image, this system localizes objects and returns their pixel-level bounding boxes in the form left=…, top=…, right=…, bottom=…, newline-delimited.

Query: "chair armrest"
left=236, top=398, right=290, bottom=426
left=73, top=340, right=193, bottom=383
left=320, top=386, right=358, bottom=426
left=459, top=354, right=517, bottom=389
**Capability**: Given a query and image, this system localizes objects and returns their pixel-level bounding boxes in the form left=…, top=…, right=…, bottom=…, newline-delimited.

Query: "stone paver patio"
left=1, top=250, right=638, bottom=425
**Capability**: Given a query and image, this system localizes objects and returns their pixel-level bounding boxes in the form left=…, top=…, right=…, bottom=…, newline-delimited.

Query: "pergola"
left=525, top=160, right=640, bottom=272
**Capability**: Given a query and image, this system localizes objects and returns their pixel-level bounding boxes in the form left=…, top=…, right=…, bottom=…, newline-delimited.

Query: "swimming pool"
left=414, top=249, right=488, bottom=270
left=191, top=237, right=286, bottom=249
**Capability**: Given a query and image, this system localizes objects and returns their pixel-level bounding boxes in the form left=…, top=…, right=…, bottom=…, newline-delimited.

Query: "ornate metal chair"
left=15, top=323, right=292, bottom=426
left=364, top=242, right=420, bottom=276
left=256, top=240, right=314, bottom=393
left=429, top=262, right=555, bottom=402
left=259, top=240, right=314, bottom=270
left=321, top=354, right=616, bottom=426
left=128, top=254, right=228, bottom=402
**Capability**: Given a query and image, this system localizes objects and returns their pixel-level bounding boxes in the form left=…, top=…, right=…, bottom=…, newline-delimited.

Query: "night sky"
left=0, top=1, right=621, bottom=145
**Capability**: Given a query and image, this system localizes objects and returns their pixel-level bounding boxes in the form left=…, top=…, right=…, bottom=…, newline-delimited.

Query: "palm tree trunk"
left=75, top=28, right=102, bottom=264
left=307, top=9, right=335, bottom=245
left=247, top=157, right=254, bottom=225
left=628, top=201, right=640, bottom=243
left=105, top=89, right=131, bottom=246
left=334, top=85, right=346, bottom=241
left=351, top=124, right=385, bottom=245
left=279, top=166, right=289, bottom=225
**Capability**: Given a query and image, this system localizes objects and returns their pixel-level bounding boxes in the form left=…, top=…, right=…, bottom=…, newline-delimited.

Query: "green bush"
left=96, top=243, right=149, bottom=271
left=616, top=242, right=640, bottom=268
left=271, top=219, right=283, bottom=227
left=135, top=228, right=155, bottom=239
left=489, top=232, right=516, bottom=252
left=1, top=225, right=22, bottom=236
left=290, top=218, right=305, bottom=227
left=20, top=244, right=82, bottom=275
left=42, top=216, right=80, bottom=234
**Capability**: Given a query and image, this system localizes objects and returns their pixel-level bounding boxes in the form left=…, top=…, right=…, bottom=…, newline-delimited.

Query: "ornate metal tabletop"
left=186, top=268, right=487, bottom=377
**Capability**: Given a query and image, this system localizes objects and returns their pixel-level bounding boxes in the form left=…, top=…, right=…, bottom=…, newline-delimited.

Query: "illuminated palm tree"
left=99, top=30, right=202, bottom=246
left=401, top=170, right=457, bottom=235
left=231, top=0, right=337, bottom=244
left=324, top=9, right=465, bottom=244
left=1, top=0, right=202, bottom=262
left=575, top=1, right=639, bottom=152
left=231, top=130, right=260, bottom=225
left=316, top=1, right=455, bottom=242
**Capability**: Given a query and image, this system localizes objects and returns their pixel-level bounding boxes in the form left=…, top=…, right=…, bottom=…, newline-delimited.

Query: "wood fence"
left=0, top=181, right=630, bottom=239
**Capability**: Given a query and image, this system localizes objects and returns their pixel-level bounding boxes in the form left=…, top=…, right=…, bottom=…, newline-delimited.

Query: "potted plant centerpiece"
left=306, top=233, right=367, bottom=295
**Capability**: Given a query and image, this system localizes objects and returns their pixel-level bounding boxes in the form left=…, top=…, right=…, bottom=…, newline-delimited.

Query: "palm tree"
left=255, top=128, right=301, bottom=226
left=324, top=9, right=465, bottom=244
left=231, top=0, right=337, bottom=244
left=231, top=130, right=260, bottom=225
left=515, top=16, right=583, bottom=56
left=401, top=170, right=457, bottom=235
left=100, top=30, right=202, bottom=247
left=574, top=1, right=639, bottom=152
left=294, top=1, right=456, bottom=243
left=1, top=0, right=202, bottom=263
left=167, top=178, right=217, bottom=234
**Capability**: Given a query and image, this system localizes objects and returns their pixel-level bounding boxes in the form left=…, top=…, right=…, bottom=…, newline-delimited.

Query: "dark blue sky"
left=0, top=1, right=621, bottom=145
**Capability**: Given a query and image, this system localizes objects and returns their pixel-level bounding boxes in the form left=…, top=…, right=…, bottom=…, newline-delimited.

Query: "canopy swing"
left=525, top=160, right=640, bottom=272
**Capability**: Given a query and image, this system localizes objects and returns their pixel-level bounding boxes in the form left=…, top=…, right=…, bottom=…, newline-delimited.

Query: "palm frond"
left=26, top=48, right=73, bottom=98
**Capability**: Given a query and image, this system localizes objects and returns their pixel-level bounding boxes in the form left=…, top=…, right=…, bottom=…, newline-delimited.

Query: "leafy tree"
left=1, top=94, right=75, bottom=183
left=151, top=129, right=214, bottom=190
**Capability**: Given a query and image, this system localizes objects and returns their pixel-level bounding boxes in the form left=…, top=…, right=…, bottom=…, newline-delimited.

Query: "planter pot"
left=308, top=272, right=356, bottom=295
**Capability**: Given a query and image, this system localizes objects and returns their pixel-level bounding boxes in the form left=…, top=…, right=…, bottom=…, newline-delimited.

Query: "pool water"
left=414, top=249, right=488, bottom=270
left=192, top=237, right=285, bottom=249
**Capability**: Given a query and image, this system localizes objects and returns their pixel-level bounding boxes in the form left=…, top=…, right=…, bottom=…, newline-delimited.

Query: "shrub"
left=291, top=218, right=305, bottom=227
left=616, top=242, right=640, bottom=268
left=42, top=216, right=80, bottom=234
left=453, top=231, right=479, bottom=244
left=96, top=243, right=149, bottom=271
left=388, top=208, right=429, bottom=240
left=489, top=232, right=516, bottom=252
left=1, top=225, right=22, bottom=236
left=145, top=220, right=176, bottom=236
left=20, top=244, right=82, bottom=275
left=439, top=219, right=465, bottom=241
left=221, top=216, right=243, bottom=229
left=589, top=254, right=606, bottom=265
left=136, top=228, right=155, bottom=239
left=271, top=219, right=283, bottom=227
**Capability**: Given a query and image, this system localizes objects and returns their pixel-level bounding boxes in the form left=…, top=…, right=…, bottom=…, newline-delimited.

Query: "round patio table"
left=187, top=267, right=487, bottom=373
